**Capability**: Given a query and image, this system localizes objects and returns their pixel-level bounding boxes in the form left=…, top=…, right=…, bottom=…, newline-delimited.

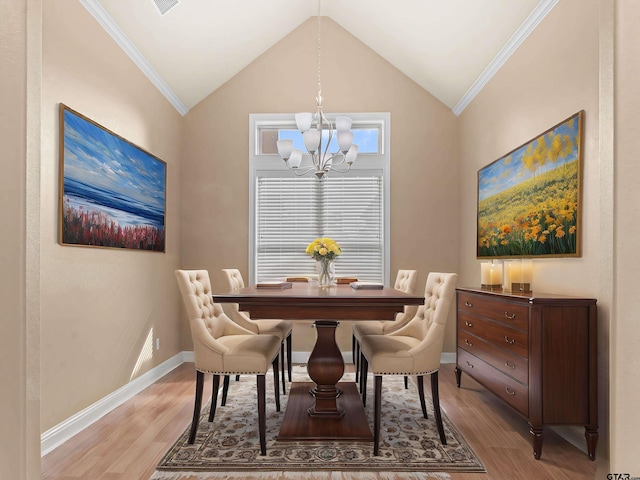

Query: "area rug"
left=150, top=367, right=485, bottom=479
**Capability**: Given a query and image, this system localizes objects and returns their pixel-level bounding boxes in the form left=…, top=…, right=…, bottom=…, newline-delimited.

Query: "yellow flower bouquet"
left=306, top=237, right=342, bottom=261
left=306, top=237, right=341, bottom=286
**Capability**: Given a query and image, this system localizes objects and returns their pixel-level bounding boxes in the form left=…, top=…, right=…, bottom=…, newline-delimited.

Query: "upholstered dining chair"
left=352, top=269, right=419, bottom=384
left=175, top=269, right=282, bottom=455
left=358, top=272, right=457, bottom=456
left=222, top=268, right=293, bottom=393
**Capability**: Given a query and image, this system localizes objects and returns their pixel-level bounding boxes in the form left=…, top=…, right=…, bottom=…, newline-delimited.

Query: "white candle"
left=503, top=260, right=523, bottom=291
left=481, top=261, right=502, bottom=286
left=503, top=262, right=512, bottom=290
left=491, top=261, right=503, bottom=285
left=521, top=259, right=533, bottom=284
left=481, top=262, right=490, bottom=285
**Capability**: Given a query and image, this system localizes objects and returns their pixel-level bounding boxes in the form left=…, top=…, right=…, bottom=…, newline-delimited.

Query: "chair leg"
left=431, top=371, right=447, bottom=445
left=272, top=357, right=281, bottom=412
left=358, top=352, right=364, bottom=394
left=208, top=375, right=220, bottom=422
left=373, top=375, right=382, bottom=456
left=354, top=340, right=360, bottom=383
left=188, top=371, right=205, bottom=444
left=416, top=375, right=428, bottom=419
left=352, top=333, right=356, bottom=363
left=280, top=342, right=286, bottom=395
left=404, top=376, right=409, bottom=389
left=221, top=375, right=230, bottom=406
left=257, top=375, right=267, bottom=456
left=361, top=354, right=369, bottom=407
left=358, top=351, right=364, bottom=393
left=286, top=332, right=292, bottom=382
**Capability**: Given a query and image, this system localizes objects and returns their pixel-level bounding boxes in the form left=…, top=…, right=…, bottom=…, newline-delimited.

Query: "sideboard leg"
left=585, top=427, right=598, bottom=461
left=454, top=366, right=462, bottom=388
left=529, top=424, right=543, bottom=460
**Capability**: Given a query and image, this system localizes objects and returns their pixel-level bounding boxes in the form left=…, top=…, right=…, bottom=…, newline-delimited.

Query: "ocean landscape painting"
left=477, top=111, right=583, bottom=258
left=59, top=104, right=166, bottom=251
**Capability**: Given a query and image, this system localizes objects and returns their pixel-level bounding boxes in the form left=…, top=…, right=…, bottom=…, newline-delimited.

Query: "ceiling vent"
left=151, top=0, right=179, bottom=16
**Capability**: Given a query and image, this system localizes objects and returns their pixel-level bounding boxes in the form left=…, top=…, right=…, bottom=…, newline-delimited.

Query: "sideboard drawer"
left=457, top=291, right=529, bottom=331
left=458, top=312, right=528, bottom=358
left=457, top=331, right=528, bottom=385
left=457, top=348, right=529, bottom=417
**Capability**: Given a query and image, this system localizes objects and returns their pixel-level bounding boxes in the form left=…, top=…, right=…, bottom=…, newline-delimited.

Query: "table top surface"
left=213, top=283, right=424, bottom=303
left=213, top=283, right=424, bottom=321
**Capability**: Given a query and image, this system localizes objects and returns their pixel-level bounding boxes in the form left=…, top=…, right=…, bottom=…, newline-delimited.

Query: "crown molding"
left=452, top=0, right=559, bottom=116
left=79, top=0, right=189, bottom=116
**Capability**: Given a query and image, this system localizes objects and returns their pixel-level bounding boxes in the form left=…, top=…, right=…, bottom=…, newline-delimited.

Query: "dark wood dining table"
left=213, top=282, right=424, bottom=442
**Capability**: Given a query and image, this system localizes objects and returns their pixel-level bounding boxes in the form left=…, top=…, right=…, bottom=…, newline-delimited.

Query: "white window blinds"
left=255, top=173, right=384, bottom=282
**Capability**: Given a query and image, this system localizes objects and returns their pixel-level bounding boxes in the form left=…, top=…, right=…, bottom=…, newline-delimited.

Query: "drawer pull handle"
left=504, top=312, right=516, bottom=320
left=466, top=361, right=474, bottom=368
left=465, top=320, right=473, bottom=327
left=504, top=336, right=516, bottom=344
left=505, top=387, right=516, bottom=396
left=465, top=301, right=473, bottom=307
left=505, top=361, right=516, bottom=369
left=465, top=339, right=473, bottom=347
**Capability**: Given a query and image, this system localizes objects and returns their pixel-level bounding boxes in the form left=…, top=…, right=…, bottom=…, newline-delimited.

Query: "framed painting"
left=477, top=110, right=584, bottom=258
left=59, top=104, right=166, bottom=252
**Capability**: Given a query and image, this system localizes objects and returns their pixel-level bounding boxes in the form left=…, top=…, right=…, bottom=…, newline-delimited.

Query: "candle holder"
left=480, top=260, right=503, bottom=291
left=502, top=259, right=533, bottom=293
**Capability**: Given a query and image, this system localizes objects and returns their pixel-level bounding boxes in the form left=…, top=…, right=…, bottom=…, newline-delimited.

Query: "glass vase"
left=315, top=259, right=336, bottom=287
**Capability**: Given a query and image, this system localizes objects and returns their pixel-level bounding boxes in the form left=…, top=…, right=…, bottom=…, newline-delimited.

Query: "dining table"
left=213, top=282, right=425, bottom=442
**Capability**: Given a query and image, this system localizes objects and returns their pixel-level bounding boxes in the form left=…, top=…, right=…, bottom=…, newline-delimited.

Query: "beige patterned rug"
left=150, top=367, right=485, bottom=479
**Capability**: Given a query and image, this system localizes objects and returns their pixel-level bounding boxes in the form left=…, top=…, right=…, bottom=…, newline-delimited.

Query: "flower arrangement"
left=306, top=237, right=342, bottom=287
left=306, top=237, right=342, bottom=261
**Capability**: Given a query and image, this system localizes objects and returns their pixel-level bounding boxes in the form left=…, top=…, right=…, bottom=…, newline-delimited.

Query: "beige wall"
left=0, top=1, right=28, bottom=473
left=612, top=0, right=640, bottom=473
left=39, top=1, right=184, bottom=431
left=458, top=0, right=600, bottom=295
left=458, top=0, right=620, bottom=473
left=1, top=0, right=42, bottom=477
left=181, top=17, right=459, bottom=354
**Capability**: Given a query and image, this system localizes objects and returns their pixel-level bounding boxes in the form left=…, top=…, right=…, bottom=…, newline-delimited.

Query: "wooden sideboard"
left=454, top=287, right=598, bottom=461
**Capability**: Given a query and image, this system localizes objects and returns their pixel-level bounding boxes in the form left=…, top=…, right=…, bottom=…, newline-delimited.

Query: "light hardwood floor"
left=41, top=362, right=596, bottom=480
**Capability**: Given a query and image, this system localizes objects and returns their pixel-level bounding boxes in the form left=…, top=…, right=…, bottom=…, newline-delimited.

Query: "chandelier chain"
left=316, top=0, right=322, bottom=104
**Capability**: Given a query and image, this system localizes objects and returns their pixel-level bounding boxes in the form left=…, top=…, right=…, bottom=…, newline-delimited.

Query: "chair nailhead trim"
left=196, top=369, right=266, bottom=375
left=368, top=369, right=439, bottom=376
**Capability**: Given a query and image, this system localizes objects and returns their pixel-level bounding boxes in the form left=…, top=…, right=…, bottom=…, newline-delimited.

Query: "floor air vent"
left=152, top=0, right=179, bottom=16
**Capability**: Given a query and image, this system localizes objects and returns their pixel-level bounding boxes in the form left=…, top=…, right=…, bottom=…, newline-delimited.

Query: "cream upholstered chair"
left=359, top=272, right=457, bottom=456
left=222, top=269, right=293, bottom=393
left=175, top=269, right=282, bottom=455
left=352, top=269, right=419, bottom=384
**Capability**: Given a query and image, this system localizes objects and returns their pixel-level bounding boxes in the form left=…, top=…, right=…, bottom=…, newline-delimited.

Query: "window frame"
left=249, top=112, right=391, bottom=285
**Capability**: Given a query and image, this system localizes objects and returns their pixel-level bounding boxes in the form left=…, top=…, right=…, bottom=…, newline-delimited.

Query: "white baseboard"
left=42, top=350, right=456, bottom=456
left=441, top=352, right=456, bottom=364
left=41, top=352, right=189, bottom=456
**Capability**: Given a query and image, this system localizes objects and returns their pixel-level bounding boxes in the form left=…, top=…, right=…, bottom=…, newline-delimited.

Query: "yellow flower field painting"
left=477, top=111, right=583, bottom=258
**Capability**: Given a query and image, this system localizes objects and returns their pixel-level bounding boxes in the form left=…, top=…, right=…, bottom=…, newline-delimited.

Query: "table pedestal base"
left=277, top=382, right=373, bottom=441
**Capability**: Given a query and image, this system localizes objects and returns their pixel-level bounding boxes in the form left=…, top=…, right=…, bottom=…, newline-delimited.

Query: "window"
left=249, top=113, right=390, bottom=284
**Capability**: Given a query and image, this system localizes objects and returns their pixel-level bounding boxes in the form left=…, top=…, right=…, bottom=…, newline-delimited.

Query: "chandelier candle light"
left=276, top=0, right=358, bottom=180
left=306, top=237, right=342, bottom=287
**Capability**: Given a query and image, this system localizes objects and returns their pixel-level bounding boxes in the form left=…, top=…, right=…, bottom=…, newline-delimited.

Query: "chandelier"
left=276, top=0, right=358, bottom=180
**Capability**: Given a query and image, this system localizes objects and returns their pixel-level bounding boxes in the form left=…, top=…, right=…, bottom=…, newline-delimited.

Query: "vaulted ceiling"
left=81, top=0, right=557, bottom=116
